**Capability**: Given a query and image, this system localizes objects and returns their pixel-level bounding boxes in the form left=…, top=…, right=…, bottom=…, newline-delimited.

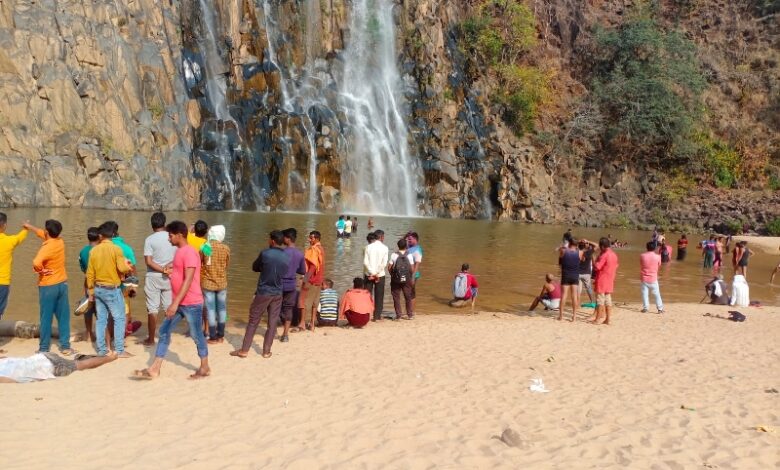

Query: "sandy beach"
left=1, top=302, right=778, bottom=469
left=734, top=236, right=780, bottom=255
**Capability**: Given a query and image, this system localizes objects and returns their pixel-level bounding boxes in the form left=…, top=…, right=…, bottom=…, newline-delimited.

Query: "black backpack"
left=391, top=252, right=412, bottom=284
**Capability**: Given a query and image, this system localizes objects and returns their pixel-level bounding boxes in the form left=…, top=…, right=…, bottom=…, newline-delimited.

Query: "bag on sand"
left=728, top=311, right=746, bottom=322
left=453, top=273, right=469, bottom=299
left=391, top=252, right=412, bottom=284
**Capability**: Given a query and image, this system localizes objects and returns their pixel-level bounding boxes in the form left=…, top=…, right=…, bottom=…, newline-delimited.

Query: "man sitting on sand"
left=529, top=274, right=561, bottom=311
left=338, top=277, right=374, bottom=328
left=705, top=274, right=729, bottom=305
left=0, top=352, right=116, bottom=383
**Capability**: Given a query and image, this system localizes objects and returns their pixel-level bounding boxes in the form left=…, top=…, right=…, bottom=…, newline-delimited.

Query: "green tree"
left=591, top=12, right=707, bottom=165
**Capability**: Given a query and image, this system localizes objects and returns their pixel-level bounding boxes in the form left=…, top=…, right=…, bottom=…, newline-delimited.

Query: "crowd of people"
left=0, top=210, right=777, bottom=382
left=0, top=212, right=426, bottom=381
left=528, top=227, right=771, bottom=324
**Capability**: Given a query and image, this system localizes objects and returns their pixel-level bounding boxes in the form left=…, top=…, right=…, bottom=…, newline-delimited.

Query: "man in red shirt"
left=338, top=277, right=374, bottom=328
left=591, top=237, right=619, bottom=325
left=639, top=241, right=664, bottom=314
left=449, top=263, right=479, bottom=309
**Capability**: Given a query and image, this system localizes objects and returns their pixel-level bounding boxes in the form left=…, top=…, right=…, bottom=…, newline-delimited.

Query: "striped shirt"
left=317, top=288, right=339, bottom=321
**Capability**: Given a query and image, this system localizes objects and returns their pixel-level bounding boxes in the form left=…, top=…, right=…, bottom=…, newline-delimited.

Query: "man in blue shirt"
left=231, top=230, right=289, bottom=359
left=280, top=228, right=306, bottom=342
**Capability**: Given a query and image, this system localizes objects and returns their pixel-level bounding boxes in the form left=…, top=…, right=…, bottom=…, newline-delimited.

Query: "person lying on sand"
left=0, top=352, right=116, bottom=383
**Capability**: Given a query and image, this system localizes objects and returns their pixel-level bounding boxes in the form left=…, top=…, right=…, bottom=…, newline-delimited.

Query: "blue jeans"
left=38, top=282, right=70, bottom=352
left=155, top=304, right=208, bottom=359
left=641, top=281, right=664, bottom=311
left=204, top=289, right=227, bottom=339
left=0, top=284, right=9, bottom=318
left=94, top=286, right=126, bottom=355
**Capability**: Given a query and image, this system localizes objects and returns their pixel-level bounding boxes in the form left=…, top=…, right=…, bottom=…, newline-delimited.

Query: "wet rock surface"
left=0, top=0, right=776, bottom=231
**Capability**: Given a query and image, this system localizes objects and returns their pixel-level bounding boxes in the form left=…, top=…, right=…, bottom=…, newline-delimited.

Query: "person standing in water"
left=676, top=234, right=688, bottom=261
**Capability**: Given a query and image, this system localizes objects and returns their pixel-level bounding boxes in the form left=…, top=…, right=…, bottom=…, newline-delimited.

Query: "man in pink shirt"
left=591, top=237, right=619, bottom=325
left=134, top=221, right=210, bottom=380
left=639, top=241, right=664, bottom=314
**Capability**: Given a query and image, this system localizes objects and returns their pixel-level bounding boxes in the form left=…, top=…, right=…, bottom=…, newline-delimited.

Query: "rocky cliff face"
left=0, top=0, right=777, bottom=231
left=0, top=0, right=201, bottom=209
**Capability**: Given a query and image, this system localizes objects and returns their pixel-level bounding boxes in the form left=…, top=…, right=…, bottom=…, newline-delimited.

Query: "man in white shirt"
left=344, top=217, right=353, bottom=238
left=363, top=230, right=389, bottom=321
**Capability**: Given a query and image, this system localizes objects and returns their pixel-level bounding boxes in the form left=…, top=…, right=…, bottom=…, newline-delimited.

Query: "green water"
left=1, top=208, right=777, bottom=326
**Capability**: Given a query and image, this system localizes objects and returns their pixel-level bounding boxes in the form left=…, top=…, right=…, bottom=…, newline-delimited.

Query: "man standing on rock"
left=231, top=230, right=288, bottom=358
left=134, top=221, right=209, bottom=379
left=0, top=212, right=28, bottom=320
left=590, top=237, right=619, bottom=325
left=141, top=212, right=177, bottom=346
left=363, top=230, right=389, bottom=321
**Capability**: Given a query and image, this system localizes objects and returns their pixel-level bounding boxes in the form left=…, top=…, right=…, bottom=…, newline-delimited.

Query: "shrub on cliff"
left=590, top=11, right=707, bottom=166
left=461, top=0, right=536, bottom=64
left=495, top=64, right=550, bottom=136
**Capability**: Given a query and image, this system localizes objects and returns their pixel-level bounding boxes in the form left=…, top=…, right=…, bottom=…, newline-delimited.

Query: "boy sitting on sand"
left=317, top=279, right=339, bottom=326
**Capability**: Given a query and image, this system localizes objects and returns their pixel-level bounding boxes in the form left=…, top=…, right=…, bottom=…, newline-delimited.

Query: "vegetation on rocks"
left=459, top=0, right=547, bottom=136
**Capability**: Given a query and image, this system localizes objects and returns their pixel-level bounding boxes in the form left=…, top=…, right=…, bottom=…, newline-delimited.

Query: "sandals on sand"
left=229, top=350, right=248, bottom=358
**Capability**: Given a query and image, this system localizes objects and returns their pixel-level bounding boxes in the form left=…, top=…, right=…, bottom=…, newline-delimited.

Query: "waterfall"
left=261, top=0, right=321, bottom=212
left=196, top=0, right=236, bottom=205
left=338, top=0, right=419, bottom=216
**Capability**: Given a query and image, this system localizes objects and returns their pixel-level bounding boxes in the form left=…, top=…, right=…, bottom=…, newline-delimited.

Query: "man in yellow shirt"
left=27, top=219, right=74, bottom=355
left=0, top=212, right=28, bottom=320
left=187, top=220, right=208, bottom=251
left=86, top=223, right=132, bottom=357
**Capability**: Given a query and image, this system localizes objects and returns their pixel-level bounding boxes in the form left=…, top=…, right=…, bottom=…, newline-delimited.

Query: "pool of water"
left=1, top=208, right=777, bottom=325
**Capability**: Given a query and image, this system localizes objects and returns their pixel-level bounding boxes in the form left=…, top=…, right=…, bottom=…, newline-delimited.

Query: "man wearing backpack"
left=450, top=263, right=478, bottom=309
left=388, top=238, right=415, bottom=320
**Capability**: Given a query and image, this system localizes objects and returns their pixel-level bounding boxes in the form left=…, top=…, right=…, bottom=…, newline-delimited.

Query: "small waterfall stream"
left=196, top=0, right=237, bottom=206
left=338, top=0, right=419, bottom=215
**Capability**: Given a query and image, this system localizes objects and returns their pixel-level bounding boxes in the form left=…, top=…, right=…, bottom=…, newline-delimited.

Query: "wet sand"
left=1, top=302, right=778, bottom=469
left=735, top=236, right=780, bottom=255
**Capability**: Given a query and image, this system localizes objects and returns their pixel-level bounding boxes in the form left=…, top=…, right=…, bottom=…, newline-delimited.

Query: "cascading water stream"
left=338, top=0, right=419, bottom=215
left=197, top=0, right=236, bottom=205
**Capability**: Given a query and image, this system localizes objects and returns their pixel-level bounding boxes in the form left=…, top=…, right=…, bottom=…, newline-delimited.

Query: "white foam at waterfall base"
left=337, top=0, right=420, bottom=216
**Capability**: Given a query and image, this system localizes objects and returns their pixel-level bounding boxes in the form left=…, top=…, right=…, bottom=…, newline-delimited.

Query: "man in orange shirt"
left=338, top=277, right=374, bottom=328
left=26, top=220, right=74, bottom=355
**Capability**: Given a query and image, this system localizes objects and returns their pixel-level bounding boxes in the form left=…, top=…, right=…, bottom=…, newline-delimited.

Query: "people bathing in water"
left=677, top=234, right=688, bottom=261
